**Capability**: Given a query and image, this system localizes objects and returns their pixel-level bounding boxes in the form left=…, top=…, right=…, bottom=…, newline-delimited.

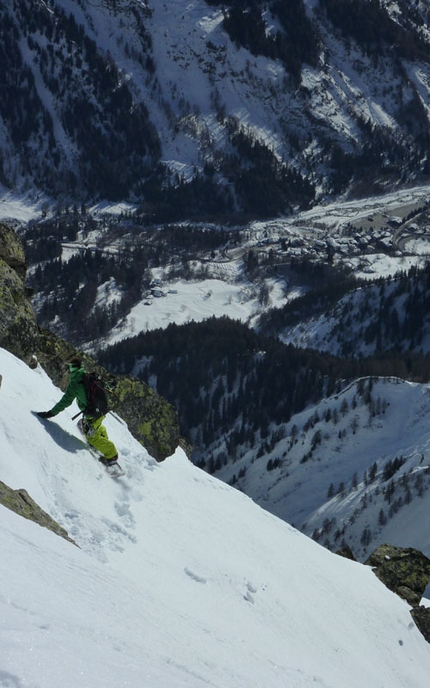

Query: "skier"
left=37, top=357, right=119, bottom=466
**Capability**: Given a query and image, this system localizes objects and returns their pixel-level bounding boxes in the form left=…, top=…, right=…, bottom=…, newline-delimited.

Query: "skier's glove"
left=37, top=410, right=54, bottom=419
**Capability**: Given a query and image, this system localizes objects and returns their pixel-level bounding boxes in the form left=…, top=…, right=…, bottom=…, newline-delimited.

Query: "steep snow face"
left=2, top=345, right=430, bottom=687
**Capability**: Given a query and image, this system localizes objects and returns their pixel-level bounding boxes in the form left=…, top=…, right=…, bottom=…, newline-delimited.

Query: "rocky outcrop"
left=365, top=544, right=430, bottom=645
left=0, top=221, right=27, bottom=278
left=0, top=222, right=40, bottom=359
left=109, top=373, right=179, bottom=462
left=0, top=223, right=180, bottom=461
left=365, top=544, right=430, bottom=607
left=0, top=480, right=76, bottom=545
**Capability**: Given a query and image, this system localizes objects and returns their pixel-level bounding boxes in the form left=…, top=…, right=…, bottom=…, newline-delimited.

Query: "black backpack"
left=82, top=373, right=110, bottom=419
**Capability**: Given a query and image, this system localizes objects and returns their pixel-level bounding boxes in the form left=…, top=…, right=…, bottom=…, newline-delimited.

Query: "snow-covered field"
left=107, top=276, right=287, bottom=344
left=2, top=347, right=430, bottom=687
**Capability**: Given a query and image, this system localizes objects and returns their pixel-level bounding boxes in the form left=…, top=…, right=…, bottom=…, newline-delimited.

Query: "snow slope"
left=217, top=376, right=430, bottom=561
left=2, top=347, right=430, bottom=687
left=106, top=276, right=286, bottom=345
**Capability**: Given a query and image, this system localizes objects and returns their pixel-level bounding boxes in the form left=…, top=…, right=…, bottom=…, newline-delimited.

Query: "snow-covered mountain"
left=3, top=0, right=430, bottom=215
left=215, top=374, right=430, bottom=562
left=280, top=268, right=430, bottom=358
left=3, top=344, right=430, bottom=688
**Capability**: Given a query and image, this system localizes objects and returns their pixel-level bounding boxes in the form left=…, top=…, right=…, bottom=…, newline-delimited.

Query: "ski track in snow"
left=48, top=441, right=158, bottom=561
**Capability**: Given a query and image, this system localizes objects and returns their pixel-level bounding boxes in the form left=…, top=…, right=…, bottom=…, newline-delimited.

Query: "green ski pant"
left=84, top=416, right=118, bottom=459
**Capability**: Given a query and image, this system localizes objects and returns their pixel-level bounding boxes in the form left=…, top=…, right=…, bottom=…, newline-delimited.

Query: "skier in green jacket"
left=37, top=357, right=119, bottom=466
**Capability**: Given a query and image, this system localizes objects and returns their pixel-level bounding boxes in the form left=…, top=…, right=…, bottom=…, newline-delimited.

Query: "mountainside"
left=3, top=345, right=430, bottom=687
left=279, top=262, right=430, bottom=357
left=3, top=0, right=430, bottom=217
left=217, top=374, right=430, bottom=562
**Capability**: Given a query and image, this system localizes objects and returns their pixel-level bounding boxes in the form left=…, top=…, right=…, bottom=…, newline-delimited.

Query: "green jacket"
left=50, top=366, right=88, bottom=416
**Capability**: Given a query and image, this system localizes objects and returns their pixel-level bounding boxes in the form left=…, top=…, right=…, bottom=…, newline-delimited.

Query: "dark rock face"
left=365, top=544, right=430, bottom=607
